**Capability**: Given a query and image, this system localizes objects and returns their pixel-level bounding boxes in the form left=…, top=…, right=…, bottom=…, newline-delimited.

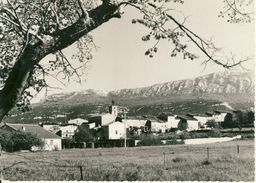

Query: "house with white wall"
left=167, top=115, right=180, bottom=129
left=56, top=124, right=78, bottom=139
left=188, top=113, right=210, bottom=128
left=68, top=118, right=88, bottom=125
left=100, top=121, right=125, bottom=139
left=41, top=123, right=60, bottom=133
left=125, top=116, right=147, bottom=128
left=156, top=113, right=180, bottom=130
left=213, top=110, right=227, bottom=123
left=176, top=115, right=199, bottom=131
left=1, top=123, right=62, bottom=151
left=145, top=117, right=168, bottom=133
left=88, top=113, right=117, bottom=127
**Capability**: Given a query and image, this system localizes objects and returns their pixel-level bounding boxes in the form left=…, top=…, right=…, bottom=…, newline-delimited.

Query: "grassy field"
left=0, top=139, right=254, bottom=181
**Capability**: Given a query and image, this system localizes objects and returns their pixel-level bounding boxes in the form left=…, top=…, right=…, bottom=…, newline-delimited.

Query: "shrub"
left=179, top=132, right=191, bottom=139
left=158, top=132, right=180, bottom=140
left=178, top=121, right=188, bottom=131
left=208, top=129, right=221, bottom=137
left=172, top=157, right=186, bottom=163
left=137, top=134, right=163, bottom=146
left=202, top=160, right=211, bottom=165
left=73, top=125, right=95, bottom=142
left=62, top=138, right=75, bottom=148
left=0, top=130, right=43, bottom=152
left=165, top=139, right=184, bottom=145
left=206, top=119, right=219, bottom=128
left=241, top=133, right=254, bottom=139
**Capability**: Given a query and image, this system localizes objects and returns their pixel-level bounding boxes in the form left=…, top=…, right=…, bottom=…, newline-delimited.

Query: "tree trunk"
left=0, top=2, right=121, bottom=122
left=0, top=40, right=46, bottom=121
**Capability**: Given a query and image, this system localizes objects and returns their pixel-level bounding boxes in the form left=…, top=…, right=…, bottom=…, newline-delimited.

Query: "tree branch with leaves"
left=0, top=0, right=253, bottom=122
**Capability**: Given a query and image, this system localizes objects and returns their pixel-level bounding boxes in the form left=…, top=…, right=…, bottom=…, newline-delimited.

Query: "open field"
left=0, top=139, right=254, bottom=181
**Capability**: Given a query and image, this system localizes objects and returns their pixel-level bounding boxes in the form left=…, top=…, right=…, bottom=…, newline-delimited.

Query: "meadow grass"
left=0, top=139, right=254, bottom=181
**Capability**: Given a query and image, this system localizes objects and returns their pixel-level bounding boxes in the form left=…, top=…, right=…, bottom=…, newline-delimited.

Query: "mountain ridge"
left=6, top=71, right=254, bottom=124
left=42, top=71, right=254, bottom=106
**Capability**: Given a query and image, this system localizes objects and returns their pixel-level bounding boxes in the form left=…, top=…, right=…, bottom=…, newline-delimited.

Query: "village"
left=1, top=101, right=250, bottom=152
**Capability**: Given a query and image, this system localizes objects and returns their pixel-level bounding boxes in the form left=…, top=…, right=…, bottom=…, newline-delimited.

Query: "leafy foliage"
left=73, top=124, right=95, bottom=142
left=0, top=0, right=253, bottom=119
left=177, top=120, right=187, bottom=131
left=206, top=119, right=219, bottom=129
left=0, top=129, right=43, bottom=152
left=219, top=0, right=254, bottom=23
left=137, top=134, right=163, bottom=146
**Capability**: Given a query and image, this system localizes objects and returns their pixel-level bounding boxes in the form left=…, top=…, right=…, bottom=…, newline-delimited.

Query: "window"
left=50, top=140, right=53, bottom=145
left=115, top=130, right=118, bottom=134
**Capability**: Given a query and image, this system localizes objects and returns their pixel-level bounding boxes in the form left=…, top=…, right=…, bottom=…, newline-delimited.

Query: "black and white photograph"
left=0, top=0, right=254, bottom=181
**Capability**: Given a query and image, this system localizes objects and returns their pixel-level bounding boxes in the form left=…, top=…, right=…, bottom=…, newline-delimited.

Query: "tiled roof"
left=3, top=123, right=61, bottom=139
left=126, top=116, right=147, bottom=120
left=205, top=112, right=214, bottom=116
left=146, top=116, right=166, bottom=123
left=176, top=115, right=198, bottom=121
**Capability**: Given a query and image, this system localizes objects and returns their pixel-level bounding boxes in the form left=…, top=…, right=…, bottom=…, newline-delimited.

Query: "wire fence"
left=0, top=143, right=249, bottom=181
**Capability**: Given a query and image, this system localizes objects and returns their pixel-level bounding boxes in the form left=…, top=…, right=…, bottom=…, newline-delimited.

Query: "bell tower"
left=109, top=100, right=118, bottom=116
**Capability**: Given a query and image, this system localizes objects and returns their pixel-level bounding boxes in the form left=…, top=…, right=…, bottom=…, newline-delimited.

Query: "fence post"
left=207, top=147, right=209, bottom=161
left=0, top=165, right=3, bottom=180
left=79, top=166, right=83, bottom=180
left=237, top=145, right=239, bottom=154
left=163, top=152, right=166, bottom=168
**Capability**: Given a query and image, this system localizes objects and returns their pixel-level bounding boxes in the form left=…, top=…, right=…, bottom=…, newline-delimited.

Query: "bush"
left=208, top=129, right=222, bottom=137
left=158, top=132, right=180, bottom=140
left=190, top=132, right=209, bottom=139
left=165, top=139, right=184, bottom=145
left=241, top=133, right=254, bottom=139
left=137, top=134, right=163, bottom=146
left=206, top=119, right=219, bottom=128
left=0, top=130, right=43, bottom=152
left=179, top=132, right=191, bottom=140
left=73, top=125, right=95, bottom=142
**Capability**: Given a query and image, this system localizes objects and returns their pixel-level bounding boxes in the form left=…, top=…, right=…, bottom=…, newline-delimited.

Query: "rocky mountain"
left=109, top=71, right=254, bottom=97
left=43, top=71, right=254, bottom=106
left=5, top=71, right=254, bottom=124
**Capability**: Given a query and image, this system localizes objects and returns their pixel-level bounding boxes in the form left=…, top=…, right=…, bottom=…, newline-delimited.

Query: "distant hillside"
left=5, top=71, right=254, bottom=124
left=42, top=71, right=254, bottom=105
left=109, top=71, right=254, bottom=101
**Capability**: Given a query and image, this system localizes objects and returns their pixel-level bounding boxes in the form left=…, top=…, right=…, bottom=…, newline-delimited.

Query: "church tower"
left=109, top=100, right=118, bottom=116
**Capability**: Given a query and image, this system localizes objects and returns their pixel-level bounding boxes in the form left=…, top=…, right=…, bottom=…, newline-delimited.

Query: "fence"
left=0, top=142, right=251, bottom=181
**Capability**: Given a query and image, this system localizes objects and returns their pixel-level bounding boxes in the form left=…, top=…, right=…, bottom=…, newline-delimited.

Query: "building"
left=145, top=117, right=168, bottom=133
left=205, top=112, right=215, bottom=121
left=157, top=113, right=180, bottom=129
left=176, top=115, right=199, bottom=131
left=88, top=113, right=117, bottom=127
left=56, top=124, right=78, bottom=139
left=41, top=123, right=60, bottom=133
left=213, top=110, right=227, bottom=122
left=100, top=121, right=125, bottom=139
left=108, top=100, right=129, bottom=117
left=125, top=116, right=147, bottom=128
left=1, top=123, right=62, bottom=151
left=166, top=115, right=180, bottom=129
left=68, top=118, right=88, bottom=125
left=190, top=113, right=210, bottom=127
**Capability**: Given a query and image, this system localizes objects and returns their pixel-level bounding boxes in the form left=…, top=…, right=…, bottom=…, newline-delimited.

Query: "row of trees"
left=204, top=111, right=255, bottom=129
left=0, top=129, right=43, bottom=152
left=223, top=111, right=255, bottom=128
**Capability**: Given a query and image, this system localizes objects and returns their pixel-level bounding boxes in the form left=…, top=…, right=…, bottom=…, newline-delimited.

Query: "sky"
left=32, top=0, right=255, bottom=102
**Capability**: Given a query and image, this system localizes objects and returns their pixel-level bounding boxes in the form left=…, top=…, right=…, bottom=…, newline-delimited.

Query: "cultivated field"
left=0, top=139, right=254, bottom=181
